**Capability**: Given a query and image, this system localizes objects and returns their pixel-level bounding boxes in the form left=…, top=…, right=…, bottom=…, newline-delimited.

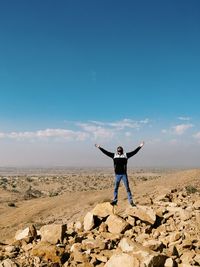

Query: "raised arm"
left=126, top=141, right=144, bottom=159
left=95, top=144, right=114, bottom=158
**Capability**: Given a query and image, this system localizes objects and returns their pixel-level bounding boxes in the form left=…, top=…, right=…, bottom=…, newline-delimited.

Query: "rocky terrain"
left=0, top=168, right=200, bottom=266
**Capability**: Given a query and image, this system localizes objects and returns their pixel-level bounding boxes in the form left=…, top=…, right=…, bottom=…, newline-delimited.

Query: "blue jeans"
left=113, top=174, right=133, bottom=203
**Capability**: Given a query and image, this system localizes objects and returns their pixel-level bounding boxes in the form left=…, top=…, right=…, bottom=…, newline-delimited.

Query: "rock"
left=142, top=254, right=168, bottom=267
left=31, top=241, right=68, bottom=264
left=142, top=240, right=163, bottom=251
left=180, top=250, right=195, bottom=264
left=168, top=232, right=181, bottom=243
left=99, top=222, right=107, bottom=232
left=118, top=237, right=138, bottom=253
left=0, top=259, right=18, bottom=267
left=194, top=254, right=200, bottom=265
left=14, top=224, right=37, bottom=241
left=74, top=221, right=83, bottom=232
left=82, top=239, right=105, bottom=250
left=4, top=246, right=17, bottom=254
left=72, top=250, right=89, bottom=263
left=126, top=216, right=135, bottom=226
left=135, top=233, right=149, bottom=243
left=126, top=205, right=156, bottom=225
left=40, top=224, right=66, bottom=244
left=181, top=238, right=193, bottom=249
left=100, top=232, right=120, bottom=241
left=83, top=212, right=94, bottom=231
left=106, top=214, right=129, bottom=234
left=92, top=202, right=114, bottom=218
left=70, top=243, right=82, bottom=253
left=193, top=199, right=200, bottom=209
left=179, top=210, right=192, bottom=221
left=95, top=254, right=107, bottom=263
left=164, top=257, right=176, bottom=267
left=21, top=242, right=33, bottom=251
left=167, top=245, right=179, bottom=257
left=104, top=253, right=140, bottom=267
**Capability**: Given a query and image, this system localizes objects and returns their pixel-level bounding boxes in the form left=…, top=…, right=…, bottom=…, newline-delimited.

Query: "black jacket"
left=99, top=146, right=141, bottom=174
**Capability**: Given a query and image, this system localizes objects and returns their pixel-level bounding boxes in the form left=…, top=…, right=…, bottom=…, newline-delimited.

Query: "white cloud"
left=77, top=123, right=114, bottom=140
left=178, top=116, right=191, bottom=121
left=89, top=118, right=149, bottom=130
left=77, top=118, right=149, bottom=140
left=0, top=118, right=150, bottom=143
left=172, top=124, right=193, bottom=135
left=0, top=129, right=89, bottom=141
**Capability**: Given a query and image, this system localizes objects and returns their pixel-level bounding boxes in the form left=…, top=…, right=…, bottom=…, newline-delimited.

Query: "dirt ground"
left=0, top=168, right=200, bottom=243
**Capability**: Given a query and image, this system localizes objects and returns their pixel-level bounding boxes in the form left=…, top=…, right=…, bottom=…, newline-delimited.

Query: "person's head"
left=117, top=146, right=123, bottom=155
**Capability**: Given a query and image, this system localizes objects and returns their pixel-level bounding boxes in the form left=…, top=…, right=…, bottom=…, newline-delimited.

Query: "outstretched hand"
left=95, top=144, right=100, bottom=148
left=140, top=141, right=145, bottom=147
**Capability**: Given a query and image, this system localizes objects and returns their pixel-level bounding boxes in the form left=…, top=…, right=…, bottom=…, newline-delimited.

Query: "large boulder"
left=31, top=241, right=67, bottom=264
left=15, top=225, right=37, bottom=241
left=92, top=202, right=114, bottom=218
left=40, top=224, right=66, bottom=244
left=126, top=205, right=156, bottom=225
left=104, top=253, right=140, bottom=267
left=106, top=214, right=129, bottom=234
left=119, top=238, right=168, bottom=266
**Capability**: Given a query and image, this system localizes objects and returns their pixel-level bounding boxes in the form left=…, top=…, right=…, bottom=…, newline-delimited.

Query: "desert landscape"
left=0, top=167, right=199, bottom=266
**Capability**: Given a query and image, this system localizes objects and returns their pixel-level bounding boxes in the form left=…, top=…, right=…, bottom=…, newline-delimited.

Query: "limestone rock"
left=104, top=253, right=140, bottom=267
left=194, top=254, right=200, bottom=265
left=126, top=215, right=135, bottom=226
left=164, top=257, right=176, bottom=267
left=0, top=259, right=18, bottom=267
left=40, top=224, right=66, bottom=244
left=193, top=199, right=200, bottom=209
left=82, top=238, right=105, bottom=250
left=31, top=241, right=67, bottom=264
left=126, top=205, right=156, bottom=225
left=4, top=246, right=17, bottom=254
left=92, top=202, right=113, bottom=218
left=74, top=221, right=83, bottom=232
left=83, top=212, right=94, bottom=231
left=99, top=222, right=107, bottom=232
left=142, top=240, right=163, bottom=251
left=180, top=250, right=195, bottom=264
left=118, top=237, right=137, bottom=253
left=72, top=250, right=89, bottom=263
left=15, top=224, right=37, bottom=241
left=106, top=214, right=129, bottom=234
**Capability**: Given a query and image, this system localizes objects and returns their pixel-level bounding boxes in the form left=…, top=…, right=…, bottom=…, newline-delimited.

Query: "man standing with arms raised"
left=95, top=142, right=144, bottom=207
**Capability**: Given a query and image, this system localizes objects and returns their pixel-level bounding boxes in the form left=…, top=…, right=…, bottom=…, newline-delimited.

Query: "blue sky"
left=0, top=0, right=200, bottom=167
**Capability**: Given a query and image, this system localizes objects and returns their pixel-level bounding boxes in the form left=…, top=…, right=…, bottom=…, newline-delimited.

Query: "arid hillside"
left=0, top=168, right=199, bottom=244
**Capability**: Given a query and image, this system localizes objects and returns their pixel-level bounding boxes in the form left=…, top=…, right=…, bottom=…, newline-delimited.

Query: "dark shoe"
left=110, top=200, right=117, bottom=206
left=130, top=201, right=136, bottom=207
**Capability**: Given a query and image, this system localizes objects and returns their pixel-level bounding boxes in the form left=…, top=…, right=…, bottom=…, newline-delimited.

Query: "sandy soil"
left=0, top=168, right=200, bottom=243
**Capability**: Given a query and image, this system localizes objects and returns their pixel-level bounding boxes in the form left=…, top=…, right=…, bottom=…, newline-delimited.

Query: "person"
left=95, top=142, right=144, bottom=207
